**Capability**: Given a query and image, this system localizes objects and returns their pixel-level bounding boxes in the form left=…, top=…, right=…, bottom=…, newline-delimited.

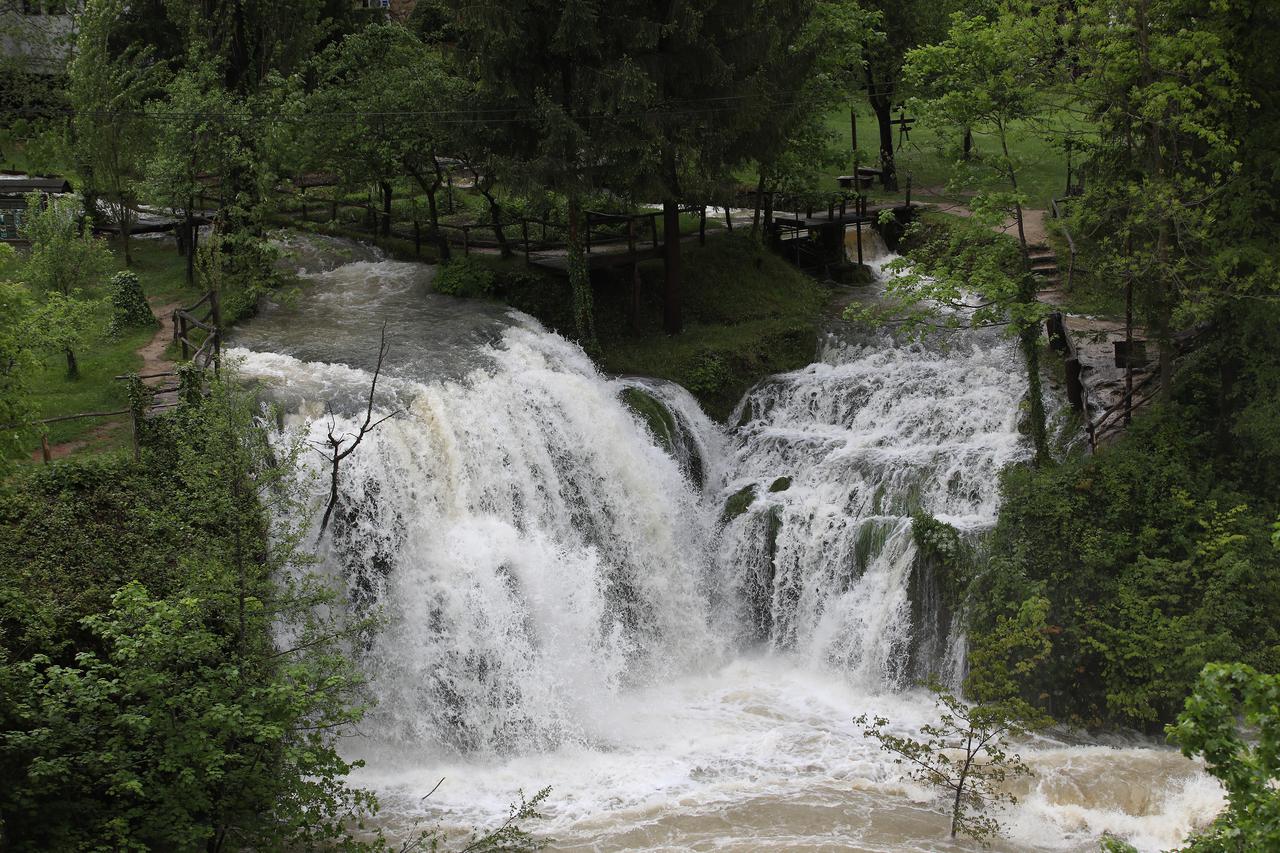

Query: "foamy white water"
left=230, top=236, right=1221, bottom=852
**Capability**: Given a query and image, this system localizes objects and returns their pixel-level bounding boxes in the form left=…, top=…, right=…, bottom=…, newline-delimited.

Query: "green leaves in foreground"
left=1166, top=664, right=1280, bottom=852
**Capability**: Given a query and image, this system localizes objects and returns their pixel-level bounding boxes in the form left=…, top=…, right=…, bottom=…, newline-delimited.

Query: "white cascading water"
left=230, top=236, right=1224, bottom=852
left=714, top=333, right=1029, bottom=688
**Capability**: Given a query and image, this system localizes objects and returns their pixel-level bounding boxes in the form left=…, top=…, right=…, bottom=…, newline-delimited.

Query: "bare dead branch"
left=316, top=322, right=401, bottom=540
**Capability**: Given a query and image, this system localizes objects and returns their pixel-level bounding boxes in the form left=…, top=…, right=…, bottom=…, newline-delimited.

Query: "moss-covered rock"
left=621, top=386, right=705, bottom=489
left=721, top=483, right=758, bottom=524
left=831, top=262, right=877, bottom=286
left=768, top=476, right=792, bottom=493
left=621, top=387, right=677, bottom=452
left=911, top=512, right=969, bottom=605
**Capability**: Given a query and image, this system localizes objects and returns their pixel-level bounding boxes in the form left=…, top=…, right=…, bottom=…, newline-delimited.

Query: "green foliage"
left=68, top=0, right=165, bottom=263
left=856, top=680, right=1039, bottom=841
left=0, top=376, right=378, bottom=850
left=973, top=304, right=1280, bottom=728
left=26, top=289, right=106, bottom=380
left=1166, top=663, right=1280, bottom=852
left=303, top=22, right=465, bottom=234
left=0, top=271, right=37, bottom=467
left=911, top=512, right=973, bottom=606
left=18, top=193, right=113, bottom=298
left=964, top=596, right=1053, bottom=711
left=434, top=256, right=498, bottom=299
left=1070, top=0, right=1257, bottom=323
left=107, top=270, right=156, bottom=335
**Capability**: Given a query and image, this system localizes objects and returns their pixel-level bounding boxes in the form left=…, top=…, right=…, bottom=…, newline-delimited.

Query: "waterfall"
left=237, top=322, right=724, bottom=754
left=711, top=332, right=1030, bottom=687
left=228, top=239, right=1217, bottom=852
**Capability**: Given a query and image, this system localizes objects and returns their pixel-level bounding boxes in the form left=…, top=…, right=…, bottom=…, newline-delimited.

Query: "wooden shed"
left=0, top=175, right=74, bottom=242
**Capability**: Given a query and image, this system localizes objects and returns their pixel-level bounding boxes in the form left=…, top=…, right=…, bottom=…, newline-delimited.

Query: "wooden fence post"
left=177, top=312, right=190, bottom=361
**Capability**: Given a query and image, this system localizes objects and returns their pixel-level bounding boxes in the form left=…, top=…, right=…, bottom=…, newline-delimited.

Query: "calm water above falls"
left=229, top=237, right=1221, bottom=852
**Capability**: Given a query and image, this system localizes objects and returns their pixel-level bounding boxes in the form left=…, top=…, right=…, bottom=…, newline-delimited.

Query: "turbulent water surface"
left=229, top=236, right=1222, bottom=852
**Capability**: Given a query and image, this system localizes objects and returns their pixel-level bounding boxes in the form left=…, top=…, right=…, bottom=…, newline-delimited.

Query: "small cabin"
left=0, top=175, right=73, bottom=242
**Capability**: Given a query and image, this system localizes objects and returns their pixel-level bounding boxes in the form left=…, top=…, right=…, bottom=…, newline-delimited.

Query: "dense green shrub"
left=434, top=256, right=497, bottom=298
left=0, top=378, right=376, bottom=851
left=971, top=304, right=1280, bottom=729
left=107, top=270, right=156, bottom=335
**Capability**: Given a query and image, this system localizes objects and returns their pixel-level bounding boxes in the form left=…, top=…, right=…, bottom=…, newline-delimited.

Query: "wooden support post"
left=522, top=220, right=531, bottom=264
left=856, top=221, right=863, bottom=264
left=1065, top=357, right=1084, bottom=409
left=699, top=205, right=707, bottom=245
left=851, top=107, right=857, bottom=151
left=40, top=434, right=51, bottom=464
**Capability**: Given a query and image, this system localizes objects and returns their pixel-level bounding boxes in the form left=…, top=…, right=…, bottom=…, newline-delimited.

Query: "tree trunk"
left=566, top=194, right=597, bottom=352
left=963, top=127, right=973, bottom=160
left=865, top=71, right=898, bottom=191
left=65, top=347, right=79, bottom=380
left=379, top=180, right=392, bottom=238
left=484, top=195, right=511, bottom=258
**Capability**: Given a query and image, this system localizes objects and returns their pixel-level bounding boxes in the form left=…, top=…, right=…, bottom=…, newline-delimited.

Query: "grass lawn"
left=5, top=237, right=196, bottom=460
left=796, top=102, right=1087, bottom=210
